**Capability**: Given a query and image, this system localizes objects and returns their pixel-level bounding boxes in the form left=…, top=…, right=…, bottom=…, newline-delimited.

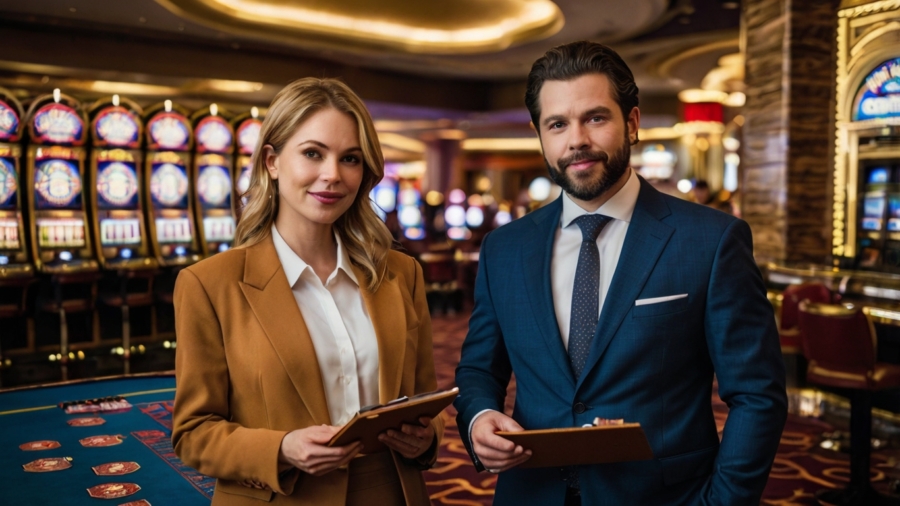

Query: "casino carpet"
left=4, top=311, right=900, bottom=505
left=422, top=312, right=900, bottom=506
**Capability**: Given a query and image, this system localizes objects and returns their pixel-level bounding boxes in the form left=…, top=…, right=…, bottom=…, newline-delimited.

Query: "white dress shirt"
left=552, top=167, right=640, bottom=350
left=468, top=168, right=641, bottom=457
left=271, top=225, right=380, bottom=426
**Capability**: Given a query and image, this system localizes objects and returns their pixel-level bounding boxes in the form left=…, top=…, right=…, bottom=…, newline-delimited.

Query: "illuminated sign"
left=853, top=57, right=900, bottom=121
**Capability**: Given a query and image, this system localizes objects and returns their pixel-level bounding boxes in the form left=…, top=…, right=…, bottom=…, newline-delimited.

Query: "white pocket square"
left=634, top=294, right=688, bottom=306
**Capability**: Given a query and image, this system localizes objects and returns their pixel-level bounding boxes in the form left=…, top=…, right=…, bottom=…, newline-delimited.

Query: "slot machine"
left=192, top=104, right=236, bottom=255
left=88, top=95, right=156, bottom=270
left=231, top=107, right=263, bottom=215
left=144, top=101, right=202, bottom=267
left=25, top=90, right=97, bottom=273
left=0, top=88, right=31, bottom=277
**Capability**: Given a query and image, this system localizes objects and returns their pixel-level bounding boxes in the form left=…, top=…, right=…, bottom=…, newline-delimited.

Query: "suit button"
left=573, top=402, right=586, bottom=414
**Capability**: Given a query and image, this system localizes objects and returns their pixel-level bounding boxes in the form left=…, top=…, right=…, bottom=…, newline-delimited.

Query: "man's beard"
left=546, top=133, right=631, bottom=202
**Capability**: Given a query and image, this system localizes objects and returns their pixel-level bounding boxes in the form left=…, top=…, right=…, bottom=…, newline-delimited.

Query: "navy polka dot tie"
left=568, top=214, right=613, bottom=379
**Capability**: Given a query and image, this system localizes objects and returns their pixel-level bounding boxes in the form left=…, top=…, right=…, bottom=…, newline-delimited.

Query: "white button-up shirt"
left=552, top=167, right=640, bottom=350
left=271, top=225, right=380, bottom=426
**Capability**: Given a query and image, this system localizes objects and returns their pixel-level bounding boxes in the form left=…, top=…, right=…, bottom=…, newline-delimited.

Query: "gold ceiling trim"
left=155, top=0, right=564, bottom=54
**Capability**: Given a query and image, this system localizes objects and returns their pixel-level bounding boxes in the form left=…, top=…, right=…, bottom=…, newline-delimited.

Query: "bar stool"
left=0, top=276, right=37, bottom=388
left=799, top=301, right=900, bottom=506
left=417, top=252, right=460, bottom=314
left=38, top=272, right=102, bottom=381
left=99, top=269, right=157, bottom=375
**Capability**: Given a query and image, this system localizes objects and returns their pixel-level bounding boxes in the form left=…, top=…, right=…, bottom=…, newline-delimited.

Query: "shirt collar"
left=560, top=167, right=640, bottom=229
left=271, top=224, right=359, bottom=287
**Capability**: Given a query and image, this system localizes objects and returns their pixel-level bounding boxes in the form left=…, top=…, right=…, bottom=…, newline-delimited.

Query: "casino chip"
left=22, top=457, right=73, bottom=472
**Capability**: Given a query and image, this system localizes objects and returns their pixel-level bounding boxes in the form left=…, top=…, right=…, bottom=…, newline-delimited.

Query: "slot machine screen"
left=33, top=159, right=83, bottom=210
left=196, top=117, right=232, bottom=153
left=100, top=218, right=141, bottom=246
left=0, top=218, right=19, bottom=249
left=236, top=167, right=251, bottom=196
left=148, top=114, right=189, bottom=151
left=197, top=165, right=232, bottom=209
left=96, top=161, right=139, bottom=210
left=0, top=100, right=19, bottom=141
left=862, top=191, right=886, bottom=231
left=0, top=157, right=16, bottom=210
left=889, top=194, right=900, bottom=232
left=36, top=218, right=85, bottom=248
left=95, top=107, right=139, bottom=147
left=150, top=162, right=189, bottom=209
left=203, top=216, right=235, bottom=242
left=155, top=217, right=192, bottom=244
left=868, top=167, right=890, bottom=184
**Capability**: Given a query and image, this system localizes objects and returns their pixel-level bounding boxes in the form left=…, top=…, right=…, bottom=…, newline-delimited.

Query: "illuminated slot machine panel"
left=192, top=109, right=236, bottom=255
left=397, top=184, right=425, bottom=241
left=25, top=93, right=97, bottom=273
left=232, top=111, right=262, bottom=213
left=144, top=103, right=201, bottom=266
left=0, top=88, right=31, bottom=275
left=89, top=96, right=156, bottom=270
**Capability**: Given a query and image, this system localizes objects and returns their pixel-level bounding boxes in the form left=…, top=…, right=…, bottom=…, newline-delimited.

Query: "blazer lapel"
left=522, top=197, right=576, bottom=387
left=354, top=265, right=407, bottom=404
left=239, top=236, right=331, bottom=426
left=576, top=179, right=675, bottom=390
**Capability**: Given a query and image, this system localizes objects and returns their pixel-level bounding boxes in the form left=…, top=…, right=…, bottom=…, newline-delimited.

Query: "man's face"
left=536, top=74, right=639, bottom=204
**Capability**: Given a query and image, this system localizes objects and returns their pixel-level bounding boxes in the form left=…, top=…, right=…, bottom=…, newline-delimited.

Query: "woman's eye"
left=342, top=155, right=361, bottom=164
left=303, top=150, right=321, bottom=159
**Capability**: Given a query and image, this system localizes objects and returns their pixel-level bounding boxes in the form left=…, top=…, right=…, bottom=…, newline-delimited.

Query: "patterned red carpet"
left=423, top=311, right=900, bottom=505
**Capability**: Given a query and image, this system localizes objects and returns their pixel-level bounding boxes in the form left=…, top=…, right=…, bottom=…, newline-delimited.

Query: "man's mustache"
left=558, top=150, right=609, bottom=171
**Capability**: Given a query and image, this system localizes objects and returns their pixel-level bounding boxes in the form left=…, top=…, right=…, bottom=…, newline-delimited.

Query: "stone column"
left=422, top=136, right=464, bottom=195
left=742, top=0, right=839, bottom=264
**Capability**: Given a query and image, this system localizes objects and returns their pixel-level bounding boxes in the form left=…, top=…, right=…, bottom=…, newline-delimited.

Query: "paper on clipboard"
left=328, top=387, right=458, bottom=453
left=496, top=423, right=653, bottom=468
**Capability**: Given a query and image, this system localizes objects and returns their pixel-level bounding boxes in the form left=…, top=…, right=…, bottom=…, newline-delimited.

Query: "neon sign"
left=853, top=57, right=900, bottom=121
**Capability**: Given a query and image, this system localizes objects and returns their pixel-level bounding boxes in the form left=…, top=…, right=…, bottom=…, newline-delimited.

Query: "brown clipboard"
left=496, top=423, right=654, bottom=468
left=328, top=387, right=458, bottom=453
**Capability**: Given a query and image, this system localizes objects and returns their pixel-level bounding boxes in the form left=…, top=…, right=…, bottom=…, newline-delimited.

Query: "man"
left=454, top=41, right=787, bottom=506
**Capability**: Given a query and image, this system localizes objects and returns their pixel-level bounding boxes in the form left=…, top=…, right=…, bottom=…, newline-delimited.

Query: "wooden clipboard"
left=328, top=387, right=458, bottom=453
left=497, top=423, right=653, bottom=468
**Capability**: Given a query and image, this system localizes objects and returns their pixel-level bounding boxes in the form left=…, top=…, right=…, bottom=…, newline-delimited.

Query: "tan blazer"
left=171, top=235, right=444, bottom=505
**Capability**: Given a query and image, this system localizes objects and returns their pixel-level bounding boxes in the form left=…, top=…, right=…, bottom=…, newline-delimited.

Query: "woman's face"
left=265, top=107, right=365, bottom=231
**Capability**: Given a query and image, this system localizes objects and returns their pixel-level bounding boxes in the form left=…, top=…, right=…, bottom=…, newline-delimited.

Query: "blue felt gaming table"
left=0, top=374, right=212, bottom=505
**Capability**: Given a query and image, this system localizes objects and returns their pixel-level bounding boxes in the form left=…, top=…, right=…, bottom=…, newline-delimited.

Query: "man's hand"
left=471, top=411, right=531, bottom=472
left=279, top=425, right=362, bottom=476
left=379, top=416, right=436, bottom=459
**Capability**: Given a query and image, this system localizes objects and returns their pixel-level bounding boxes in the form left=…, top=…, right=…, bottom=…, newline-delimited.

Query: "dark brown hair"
left=525, top=41, right=639, bottom=132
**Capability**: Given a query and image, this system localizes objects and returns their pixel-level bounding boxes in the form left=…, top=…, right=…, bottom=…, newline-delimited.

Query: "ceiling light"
left=462, top=138, right=542, bottom=152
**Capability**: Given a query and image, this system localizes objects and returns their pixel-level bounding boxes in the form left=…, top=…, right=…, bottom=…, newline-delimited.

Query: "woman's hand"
left=279, top=425, right=362, bottom=476
left=378, top=416, right=436, bottom=460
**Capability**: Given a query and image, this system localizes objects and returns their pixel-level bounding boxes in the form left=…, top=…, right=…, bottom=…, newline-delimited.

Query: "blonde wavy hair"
left=234, top=77, right=393, bottom=291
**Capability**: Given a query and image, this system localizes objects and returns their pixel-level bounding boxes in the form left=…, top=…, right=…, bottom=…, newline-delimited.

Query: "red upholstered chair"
left=799, top=302, right=900, bottom=505
left=778, top=282, right=833, bottom=354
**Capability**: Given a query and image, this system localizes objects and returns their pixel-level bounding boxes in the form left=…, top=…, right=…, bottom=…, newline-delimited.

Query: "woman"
left=172, top=78, right=443, bottom=506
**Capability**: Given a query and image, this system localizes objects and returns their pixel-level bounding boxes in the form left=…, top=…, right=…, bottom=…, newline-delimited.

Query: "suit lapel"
left=354, top=265, right=407, bottom=404
left=522, top=197, right=576, bottom=387
left=576, top=179, right=675, bottom=390
left=239, top=236, right=331, bottom=426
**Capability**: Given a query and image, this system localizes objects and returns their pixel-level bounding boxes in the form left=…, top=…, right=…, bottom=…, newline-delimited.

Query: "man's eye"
left=549, top=122, right=565, bottom=130
left=589, top=116, right=605, bottom=123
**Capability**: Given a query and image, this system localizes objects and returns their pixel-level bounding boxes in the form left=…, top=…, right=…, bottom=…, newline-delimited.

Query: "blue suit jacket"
left=454, top=179, right=787, bottom=506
